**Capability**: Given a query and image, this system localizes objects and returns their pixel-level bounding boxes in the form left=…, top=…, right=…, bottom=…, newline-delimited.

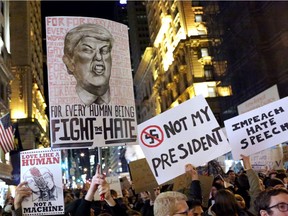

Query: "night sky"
left=41, top=1, right=117, bottom=20
left=41, top=1, right=119, bottom=113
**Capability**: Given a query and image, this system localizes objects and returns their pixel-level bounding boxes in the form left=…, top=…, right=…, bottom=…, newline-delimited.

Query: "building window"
left=204, top=69, right=213, bottom=80
left=195, top=14, right=202, bottom=22
left=201, top=48, right=209, bottom=57
left=208, top=85, right=216, bottom=97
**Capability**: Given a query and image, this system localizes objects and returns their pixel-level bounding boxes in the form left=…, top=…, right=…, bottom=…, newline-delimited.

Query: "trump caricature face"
left=62, top=23, right=114, bottom=105
left=71, top=36, right=112, bottom=96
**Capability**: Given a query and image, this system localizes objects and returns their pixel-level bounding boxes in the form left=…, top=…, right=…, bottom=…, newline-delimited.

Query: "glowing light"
left=0, top=37, right=4, bottom=53
left=193, top=82, right=217, bottom=98
left=11, top=110, right=26, bottom=119
left=80, top=153, right=85, bottom=157
left=154, top=15, right=172, bottom=47
left=119, top=0, right=127, bottom=4
left=217, top=86, right=232, bottom=96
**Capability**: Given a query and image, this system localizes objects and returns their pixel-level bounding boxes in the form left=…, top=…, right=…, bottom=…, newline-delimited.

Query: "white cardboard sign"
left=224, top=97, right=288, bottom=160
left=138, top=95, right=231, bottom=185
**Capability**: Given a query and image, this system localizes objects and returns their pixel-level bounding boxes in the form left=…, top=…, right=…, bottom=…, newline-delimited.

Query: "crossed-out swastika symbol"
left=141, top=125, right=164, bottom=148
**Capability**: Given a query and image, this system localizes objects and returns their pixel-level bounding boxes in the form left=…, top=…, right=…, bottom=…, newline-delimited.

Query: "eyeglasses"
left=266, top=202, right=288, bottom=212
left=173, top=209, right=189, bottom=215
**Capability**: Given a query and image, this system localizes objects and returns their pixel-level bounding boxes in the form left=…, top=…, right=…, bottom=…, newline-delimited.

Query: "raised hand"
left=185, top=163, right=199, bottom=180
left=14, top=181, right=32, bottom=210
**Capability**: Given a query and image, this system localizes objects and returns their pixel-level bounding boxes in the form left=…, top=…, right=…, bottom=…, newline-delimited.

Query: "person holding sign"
left=74, top=164, right=127, bottom=216
left=185, top=164, right=202, bottom=203
left=62, top=23, right=114, bottom=106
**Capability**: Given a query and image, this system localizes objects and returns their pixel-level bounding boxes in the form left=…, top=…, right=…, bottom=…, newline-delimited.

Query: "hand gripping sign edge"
left=140, top=125, right=164, bottom=148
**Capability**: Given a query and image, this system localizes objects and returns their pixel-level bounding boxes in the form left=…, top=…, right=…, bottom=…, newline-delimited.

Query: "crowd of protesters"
left=1, top=154, right=288, bottom=216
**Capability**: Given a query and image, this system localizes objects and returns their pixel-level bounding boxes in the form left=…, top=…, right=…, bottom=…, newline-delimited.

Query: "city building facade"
left=9, top=1, right=49, bottom=150
left=0, top=0, right=13, bottom=189
left=134, top=1, right=232, bottom=124
left=204, top=1, right=288, bottom=120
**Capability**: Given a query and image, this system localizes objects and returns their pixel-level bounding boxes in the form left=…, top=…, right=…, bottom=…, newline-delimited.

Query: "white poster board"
left=237, top=85, right=279, bottom=114
left=224, top=97, right=288, bottom=160
left=138, top=95, right=231, bottom=185
left=20, top=148, right=64, bottom=215
left=250, top=145, right=284, bottom=171
left=46, top=16, right=137, bottom=148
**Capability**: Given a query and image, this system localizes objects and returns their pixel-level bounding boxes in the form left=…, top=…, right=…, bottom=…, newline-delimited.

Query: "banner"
left=20, top=148, right=64, bottom=215
left=129, top=158, right=158, bottom=193
left=237, top=85, right=279, bottom=114
left=224, top=97, right=288, bottom=160
left=138, top=95, right=231, bottom=185
left=46, top=16, right=137, bottom=148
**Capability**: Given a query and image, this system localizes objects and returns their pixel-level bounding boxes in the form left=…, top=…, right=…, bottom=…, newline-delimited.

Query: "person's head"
left=153, top=191, right=190, bottom=216
left=254, top=187, right=288, bottom=216
left=236, top=173, right=250, bottom=191
left=64, top=191, right=74, bottom=205
left=122, top=189, right=130, bottom=198
left=213, top=176, right=224, bottom=186
left=276, top=173, right=288, bottom=185
left=235, top=194, right=246, bottom=209
left=269, top=171, right=278, bottom=179
left=63, top=23, right=114, bottom=98
left=226, top=170, right=236, bottom=183
left=110, top=189, right=118, bottom=199
left=140, top=191, right=150, bottom=201
left=4, top=196, right=13, bottom=205
left=126, top=209, right=141, bottom=216
left=187, top=200, right=203, bottom=216
left=154, top=187, right=161, bottom=197
left=212, top=189, right=239, bottom=216
left=266, top=178, right=285, bottom=189
left=211, top=182, right=224, bottom=198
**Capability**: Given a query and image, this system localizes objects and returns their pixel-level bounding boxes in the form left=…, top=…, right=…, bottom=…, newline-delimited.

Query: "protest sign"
left=46, top=16, right=137, bottom=148
left=20, top=148, right=64, bottom=215
left=283, top=144, right=288, bottom=163
left=172, top=173, right=191, bottom=192
left=138, top=95, right=231, bottom=185
left=120, top=176, right=131, bottom=191
left=250, top=146, right=284, bottom=171
left=94, top=176, right=123, bottom=200
left=237, top=85, right=279, bottom=114
left=129, top=158, right=158, bottom=193
left=237, top=85, right=282, bottom=169
left=224, top=97, right=288, bottom=160
left=199, top=175, right=214, bottom=208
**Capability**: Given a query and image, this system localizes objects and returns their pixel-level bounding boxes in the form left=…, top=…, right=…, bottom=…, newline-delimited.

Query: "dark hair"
left=226, top=170, right=235, bottom=175
left=212, top=189, right=239, bottom=216
left=187, top=199, right=202, bottom=209
left=110, top=189, right=118, bottom=198
left=236, top=173, right=250, bottom=190
left=265, top=178, right=284, bottom=189
left=276, top=173, right=287, bottom=182
left=212, top=182, right=225, bottom=191
left=254, top=188, right=288, bottom=216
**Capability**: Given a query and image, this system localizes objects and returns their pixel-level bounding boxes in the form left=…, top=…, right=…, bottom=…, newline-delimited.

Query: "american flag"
left=0, top=113, right=14, bottom=154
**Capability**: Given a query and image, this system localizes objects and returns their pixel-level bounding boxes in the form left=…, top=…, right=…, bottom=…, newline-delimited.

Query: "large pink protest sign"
left=46, top=17, right=137, bottom=148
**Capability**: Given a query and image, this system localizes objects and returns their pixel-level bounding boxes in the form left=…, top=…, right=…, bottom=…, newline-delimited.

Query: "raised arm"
left=185, top=164, right=202, bottom=202
left=240, top=154, right=262, bottom=215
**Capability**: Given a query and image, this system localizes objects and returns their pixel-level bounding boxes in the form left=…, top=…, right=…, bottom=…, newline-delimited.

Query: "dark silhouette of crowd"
left=2, top=155, right=288, bottom=216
